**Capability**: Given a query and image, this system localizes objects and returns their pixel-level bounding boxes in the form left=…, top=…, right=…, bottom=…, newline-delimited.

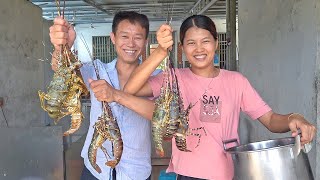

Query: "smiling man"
left=50, top=11, right=160, bottom=180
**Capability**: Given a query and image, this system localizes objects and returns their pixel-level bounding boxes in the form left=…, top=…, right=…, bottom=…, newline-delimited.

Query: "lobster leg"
left=189, top=127, right=207, bottom=148
left=100, top=145, right=112, bottom=159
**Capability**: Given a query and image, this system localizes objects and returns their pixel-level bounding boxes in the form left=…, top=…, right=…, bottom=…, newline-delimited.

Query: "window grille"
left=147, top=31, right=176, bottom=69
left=148, top=32, right=158, bottom=44
left=92, top=36, right=117, bottom=63
left=217, top=33, right=227, bottom=69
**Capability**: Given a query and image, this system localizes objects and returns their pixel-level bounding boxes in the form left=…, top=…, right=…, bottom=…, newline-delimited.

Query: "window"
left=92, top=36, right=117, bottom=63
left=217, top=33, right=227, bottom=69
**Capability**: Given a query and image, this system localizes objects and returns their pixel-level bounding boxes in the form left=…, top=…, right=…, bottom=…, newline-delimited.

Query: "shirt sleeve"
left=240, top=76, right=272, bottom=120
left=151, top=69, right=162, bottom=76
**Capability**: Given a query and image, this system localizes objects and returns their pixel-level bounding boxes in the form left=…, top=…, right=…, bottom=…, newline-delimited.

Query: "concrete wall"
left=42, top=19, right=54, bottom=126
left=238, top=0, right=318, bottom=178
left=316, top=0, right=320, bottom=178
left=0, top=0, right=45, bottom=127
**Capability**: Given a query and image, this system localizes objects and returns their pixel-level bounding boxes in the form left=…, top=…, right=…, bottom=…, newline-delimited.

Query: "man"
left=50, top=11, right=159, bottom=180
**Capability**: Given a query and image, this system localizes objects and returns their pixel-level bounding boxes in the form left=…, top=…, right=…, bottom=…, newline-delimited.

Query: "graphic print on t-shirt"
left=200, top=94, right=222, bottom=123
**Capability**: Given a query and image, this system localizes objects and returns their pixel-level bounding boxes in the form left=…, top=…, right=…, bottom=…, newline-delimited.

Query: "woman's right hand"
left=156, top=24, right=173, bottom=52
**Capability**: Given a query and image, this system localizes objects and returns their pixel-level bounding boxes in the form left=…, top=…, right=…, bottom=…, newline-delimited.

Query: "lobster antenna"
left=79, top=34, right=101, bottom=80
left=79, top=34, right=115, bottom=131
left=54, top=0, right=65, bottom=66
left=55, top=0, right=59, bottom=15
left=79, top=34, right=113, bottom=116
left=55, top=0, right=66, bottom=18
left=165, top=0, right=175, bottom=25
left=164, top=0, right=176, bottom=70
left=55, top=0, right=61, bottom=17
left=62, top=0, right=66, bottom=19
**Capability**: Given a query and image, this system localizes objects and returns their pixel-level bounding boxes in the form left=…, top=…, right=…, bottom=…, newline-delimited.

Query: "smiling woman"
left=123, top=14, right=317, bottom=180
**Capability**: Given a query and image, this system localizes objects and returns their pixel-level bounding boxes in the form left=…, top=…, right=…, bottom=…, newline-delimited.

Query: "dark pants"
left=80, top=166, right=98, bottom=180
left=80, top=166, right=151, bottom=180
left=177, top=174, right=206, bottom=180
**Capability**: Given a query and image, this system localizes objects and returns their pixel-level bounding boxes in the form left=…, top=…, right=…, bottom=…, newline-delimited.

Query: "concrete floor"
left=65, top=136, right=85, bottom=180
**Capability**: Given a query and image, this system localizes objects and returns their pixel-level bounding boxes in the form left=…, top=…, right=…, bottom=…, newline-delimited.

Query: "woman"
left=124, top=15, right=316, bottom=180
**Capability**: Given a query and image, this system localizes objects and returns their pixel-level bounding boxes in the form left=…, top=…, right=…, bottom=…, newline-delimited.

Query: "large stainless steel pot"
left=224, top=136, right=314, bottom=180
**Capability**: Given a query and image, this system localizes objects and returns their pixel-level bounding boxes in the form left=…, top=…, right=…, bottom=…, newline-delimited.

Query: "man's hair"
left=112, top=11, right=149, bottom=39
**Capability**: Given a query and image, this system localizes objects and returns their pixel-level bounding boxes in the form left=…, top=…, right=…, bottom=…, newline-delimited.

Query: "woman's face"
left=182, top=27, right=218, bottom=70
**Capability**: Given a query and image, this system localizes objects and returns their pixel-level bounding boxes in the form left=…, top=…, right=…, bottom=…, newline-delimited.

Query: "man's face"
left=111, top=20, right=148, bottom=64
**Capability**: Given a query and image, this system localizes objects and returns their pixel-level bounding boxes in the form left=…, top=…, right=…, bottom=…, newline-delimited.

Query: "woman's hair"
left=112, top=11, right=149, bottom=39
left=179, top=15, right=218, bottom=44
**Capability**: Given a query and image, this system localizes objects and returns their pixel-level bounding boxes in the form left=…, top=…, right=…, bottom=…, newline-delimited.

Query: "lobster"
left=167, top=65, right=194, bottom=152
left=162, top=57, right=206, bottom=153
left=174, top=106, right=192, bottom=151
left=171, top=69, right=206, bottom=151
left=152, top=60, right=173, bottom=157
left=87, top=60, right=123, bottom=173
left=163, top=68, right=180, bottom=140
left=88, top=102, right=123, bottom=173
left=38, top=45, right=88, bottom=136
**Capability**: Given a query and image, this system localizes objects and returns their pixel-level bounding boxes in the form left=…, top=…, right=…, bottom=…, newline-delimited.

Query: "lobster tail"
left=152, top=120, right=165, bottom=157
left=63, top=111, right=83, bottom=136
left=88, top=145, right=102, bottom=174
left=88, top=129, right=106, bottom=174
left=91, top=163, right=102, bottom=174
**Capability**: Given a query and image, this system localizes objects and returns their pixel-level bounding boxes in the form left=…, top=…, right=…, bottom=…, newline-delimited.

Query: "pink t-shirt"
left=149, top=68, right=272, bottom=180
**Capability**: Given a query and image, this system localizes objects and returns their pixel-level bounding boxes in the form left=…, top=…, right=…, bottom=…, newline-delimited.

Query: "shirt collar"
left=106, top=57, right=143, bottom=72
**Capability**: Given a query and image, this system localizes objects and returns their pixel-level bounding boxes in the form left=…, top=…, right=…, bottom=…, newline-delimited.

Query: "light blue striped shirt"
left=80, top=59, right=161, bottom=180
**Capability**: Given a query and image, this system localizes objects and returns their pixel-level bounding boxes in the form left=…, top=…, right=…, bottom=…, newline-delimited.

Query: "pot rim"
left=225, top=137, right=295, bottom=154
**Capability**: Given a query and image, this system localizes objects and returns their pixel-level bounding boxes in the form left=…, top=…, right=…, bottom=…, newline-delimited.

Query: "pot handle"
left=294, top=133, right=313, bottom=157
left=302, top=142, right=313, bottom=153
left=223, top=138, right=239, bottom=150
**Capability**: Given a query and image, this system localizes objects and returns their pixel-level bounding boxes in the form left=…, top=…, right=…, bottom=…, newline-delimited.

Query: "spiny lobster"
left=38, top=44, right=88, bottom=136
left=152, top=54, right=206, bottom=156
left=152, top=58, right=173, bottom=157
left=88, top=101, right=123, bottom=173
left=84, top=59, right=123, bottom=172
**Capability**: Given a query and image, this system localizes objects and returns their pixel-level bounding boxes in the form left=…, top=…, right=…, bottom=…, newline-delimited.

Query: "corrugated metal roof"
left=29, top=0, right=237, bottom=24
